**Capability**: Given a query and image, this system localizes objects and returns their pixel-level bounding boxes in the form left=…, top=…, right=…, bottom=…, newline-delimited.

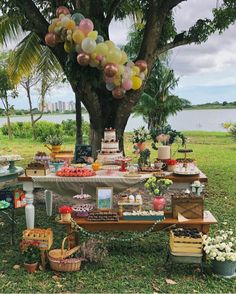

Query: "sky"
left=2, top=0, right=236, bottom=109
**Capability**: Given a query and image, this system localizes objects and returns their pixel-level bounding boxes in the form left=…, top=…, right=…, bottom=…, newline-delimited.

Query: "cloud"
left=171, top=0, right=236, bottom=76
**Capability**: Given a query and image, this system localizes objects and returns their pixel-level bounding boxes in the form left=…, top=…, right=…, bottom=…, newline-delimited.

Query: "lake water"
left=0, top=109, right=235, bottom=132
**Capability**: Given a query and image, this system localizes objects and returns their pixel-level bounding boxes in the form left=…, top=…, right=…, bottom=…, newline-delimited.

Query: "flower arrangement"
left=131, top=126, right=149, bottom=144
left=20, top=240, right=41, bottom=264
left=203, top=230, right=236, bottom=262
left=166, top=159, right=177, bottom=166
left=144, top=177, right=173, bottom=196
left=45, top=134, right=63, bottom=146
left=58, top=205, right=73, bottom=214
left=150, top=125, right=186, bottom=149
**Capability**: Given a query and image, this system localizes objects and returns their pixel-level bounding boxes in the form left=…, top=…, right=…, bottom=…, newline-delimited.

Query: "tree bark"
left=6, top=113, right=12, bottom=140
left=75, top=92, right=83, bottom=145
left=1, top=96, right=13, bottom=139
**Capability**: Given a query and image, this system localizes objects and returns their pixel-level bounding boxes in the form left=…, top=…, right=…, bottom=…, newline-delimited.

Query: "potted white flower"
left=203, top=230, right=236, bottom=278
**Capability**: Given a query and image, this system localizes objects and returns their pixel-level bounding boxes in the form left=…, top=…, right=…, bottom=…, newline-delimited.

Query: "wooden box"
left=172, top=195, right=204, bottom=219
left=169, top=231, right=203, bottom=254
left=25, top=168, right=50, bottom=176
left=22, top=228, right=53, bottom=250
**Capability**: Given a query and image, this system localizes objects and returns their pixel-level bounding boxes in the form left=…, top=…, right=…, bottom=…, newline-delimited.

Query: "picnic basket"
left=48, top=236, right=81, bottom=272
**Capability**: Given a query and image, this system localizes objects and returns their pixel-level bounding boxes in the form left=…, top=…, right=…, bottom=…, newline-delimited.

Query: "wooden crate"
left=172, top=196, right=204, bottom=219
left=169, top=231, right=202, bottom=254
left=22, top=228, right=53, bottom=250
left=25, top=168, right=50, bottom=176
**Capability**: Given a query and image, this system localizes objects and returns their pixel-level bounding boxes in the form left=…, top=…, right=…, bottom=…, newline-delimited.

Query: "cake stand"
left=0, top=156, right=23, bottom=173
left=115, top=157, right=132, bottom=172
left=178, top=146, right=193, bottom=169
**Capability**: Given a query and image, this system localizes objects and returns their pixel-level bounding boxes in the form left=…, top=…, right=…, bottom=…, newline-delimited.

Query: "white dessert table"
left=18, top=170, right=208, bottom=229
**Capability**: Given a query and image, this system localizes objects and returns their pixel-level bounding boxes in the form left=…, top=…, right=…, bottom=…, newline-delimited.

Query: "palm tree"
left=133, top=60, right=188, bottom=129
left=0, top=15, right=84, bottom=143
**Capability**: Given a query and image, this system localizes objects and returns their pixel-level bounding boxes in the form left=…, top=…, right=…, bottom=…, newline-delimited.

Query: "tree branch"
left=13, top=0, right=67, bottom=69
left=104, top=0, right=123, bottom=27
left=137, top=0, right=167, bottom=66
left=166, top=0, right=187, bottom=10
left=157, top=38, right=191, bottom=55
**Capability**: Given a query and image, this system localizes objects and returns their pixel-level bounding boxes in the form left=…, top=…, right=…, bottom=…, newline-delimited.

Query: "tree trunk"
left=75, top=92, right=83, bottom=145
left=6, top=114, right=12, bottom=140
left=89, top=125, right=103, bottom=158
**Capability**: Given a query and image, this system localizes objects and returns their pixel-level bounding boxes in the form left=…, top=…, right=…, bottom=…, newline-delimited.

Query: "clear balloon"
left=106, top=83, right=115, bottom=91
left=61, top=16, right=70, bottom=27
left=71, top=13, right=85, bottom=24
left=75, top=44, right=82, bottom=53
left=96, top=35, right=104, bottom=43
left=81, top=37, right=96, bottom=54
left=79, top=18, right=94, bottom=35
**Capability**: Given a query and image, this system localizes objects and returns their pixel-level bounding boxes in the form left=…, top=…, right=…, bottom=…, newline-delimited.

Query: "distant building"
left=44, top=100, right=75, bottom=113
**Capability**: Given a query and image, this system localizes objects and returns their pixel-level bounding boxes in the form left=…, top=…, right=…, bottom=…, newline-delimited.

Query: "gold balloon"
left=104, top=63, right=118, bottom=77
left=45, top=32, right=59, bottom=47
left=135, top=60, right=148, bottom=72
left=77, top=53, right=90, bottom=66
left=112, top=87, right=126, bottom=99
left=56, top=6, right=70, bottom=17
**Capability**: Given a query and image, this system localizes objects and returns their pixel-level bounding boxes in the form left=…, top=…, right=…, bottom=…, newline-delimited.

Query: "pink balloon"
left=96, top=55, right=103, bottom=61
left=122, top=79, right=133, bottom=91
left=79, top=18, right=94, bottom=35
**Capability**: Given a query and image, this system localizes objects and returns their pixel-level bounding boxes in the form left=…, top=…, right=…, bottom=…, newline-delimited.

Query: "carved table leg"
left=44, top=190, right=53, bottom=216
left=23, top=182, right=35, bottom=229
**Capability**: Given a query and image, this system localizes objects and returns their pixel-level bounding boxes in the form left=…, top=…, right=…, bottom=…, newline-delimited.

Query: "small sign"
left=74, top=144, right=92, bottom=163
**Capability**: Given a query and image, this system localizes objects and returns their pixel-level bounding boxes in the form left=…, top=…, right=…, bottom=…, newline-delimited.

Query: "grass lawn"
left=0, top=131, right=236, bottom=293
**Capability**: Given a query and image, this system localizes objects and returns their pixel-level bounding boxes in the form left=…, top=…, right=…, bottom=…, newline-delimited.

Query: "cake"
left=97, top=128, right=123, bottom=164
left=158, top=146, right=171, bottom=160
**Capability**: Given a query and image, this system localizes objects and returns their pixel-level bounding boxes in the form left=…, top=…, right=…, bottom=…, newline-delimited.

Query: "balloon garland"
left=45, top=6, right=148, bottom=99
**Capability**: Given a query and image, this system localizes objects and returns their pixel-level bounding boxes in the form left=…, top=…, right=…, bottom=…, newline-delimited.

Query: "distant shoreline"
left=185, top=106, right=236, bottom=110
left=0, top=107, right=236, bottom=118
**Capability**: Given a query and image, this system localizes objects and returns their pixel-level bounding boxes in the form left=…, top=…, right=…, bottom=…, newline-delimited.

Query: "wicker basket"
left=48, top=236, right=81, bottom=272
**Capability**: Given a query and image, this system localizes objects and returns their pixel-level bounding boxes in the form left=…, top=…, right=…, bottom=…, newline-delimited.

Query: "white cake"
left=158, top=146, right=171, bottom=160
left=97, top=128, right=123, bottom=164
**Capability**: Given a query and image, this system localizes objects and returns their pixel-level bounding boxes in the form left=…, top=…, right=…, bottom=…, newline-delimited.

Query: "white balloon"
left=81, top=37, right=96, bottom=54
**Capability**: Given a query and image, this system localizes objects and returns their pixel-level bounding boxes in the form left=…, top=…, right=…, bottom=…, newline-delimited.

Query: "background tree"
left=19, top=69, right=62, bottom=140
left=0, top=53, right=17, bottom=139
left=133, top=60, right=188, bottom=129
left=1, top=0, right=236, bottom=155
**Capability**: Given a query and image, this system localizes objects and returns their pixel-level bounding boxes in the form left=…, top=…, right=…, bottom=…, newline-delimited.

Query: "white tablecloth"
left=31, top=171, right=151, bottom=196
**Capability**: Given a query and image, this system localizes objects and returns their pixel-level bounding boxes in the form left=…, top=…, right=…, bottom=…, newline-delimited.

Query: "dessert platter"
left=72, top=204, right=95, bottom=217
left=56, top=166, right=96, bottom=177
left=123, top=210, right=165, bottom=221
left=173, top=165, right=200, bottom=176
left=97, top=128, right=123, bottom=164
